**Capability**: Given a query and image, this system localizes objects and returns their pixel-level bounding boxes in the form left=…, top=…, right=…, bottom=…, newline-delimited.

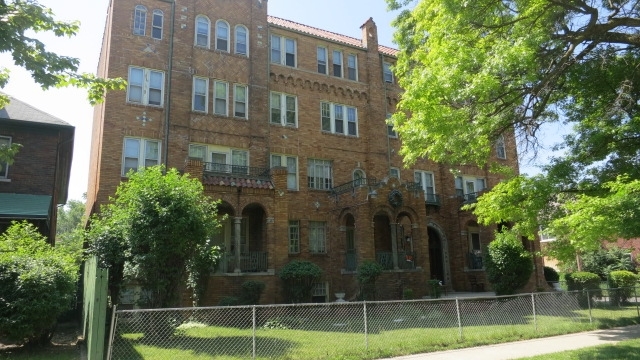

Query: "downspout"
left=159, top=0, right=176, bottom=171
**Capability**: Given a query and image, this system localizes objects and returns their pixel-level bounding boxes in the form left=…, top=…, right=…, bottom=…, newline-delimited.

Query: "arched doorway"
left=428, top=227, right=444, bottom=283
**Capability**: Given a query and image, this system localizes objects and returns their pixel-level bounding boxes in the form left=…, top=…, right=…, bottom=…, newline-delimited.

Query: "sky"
left=1, top=0, right=553, bottom=203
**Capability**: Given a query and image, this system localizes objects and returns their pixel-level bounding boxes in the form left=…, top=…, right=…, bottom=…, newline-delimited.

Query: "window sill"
left=0, top=178, right=11, bottom=183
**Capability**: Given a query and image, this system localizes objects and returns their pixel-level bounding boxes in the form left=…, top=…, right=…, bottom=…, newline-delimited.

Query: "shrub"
left=217, top=296, right=240, bottom=306
left=543, top=266, right=560, bottom=282
left=357, top=260, right=383, bottom=300
left=565, top=271, right=601, bottom=308
left=279, top=260, right=322, bottom=303
left=485, top=230, right=533, bottom=295
left=403, top=288, right=414, bottom=300
left=608, top=270, right=638, bottom=306
left=428, top=279, right=442, bottom=299
left=240, top=280, right=265, bottom=305
left=581, top=246, right=635, bottom=280
left=0, top=222, right=79, bottom=345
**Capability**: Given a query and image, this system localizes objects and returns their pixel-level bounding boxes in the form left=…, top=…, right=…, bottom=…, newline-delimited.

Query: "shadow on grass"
left=575, top=343, right=640, bottom=360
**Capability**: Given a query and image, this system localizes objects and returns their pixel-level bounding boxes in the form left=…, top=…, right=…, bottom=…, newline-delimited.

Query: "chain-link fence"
left=107, top=287, right=640, bottom=360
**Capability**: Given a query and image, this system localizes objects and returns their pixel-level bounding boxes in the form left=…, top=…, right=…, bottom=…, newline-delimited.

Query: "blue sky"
left=1, top=0, right=553, bottom=202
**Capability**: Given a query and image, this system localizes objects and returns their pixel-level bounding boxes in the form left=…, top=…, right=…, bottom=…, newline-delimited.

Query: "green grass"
left=518, top=338, right=640, bottom=359
left=110, top=304, right=640, bottom=360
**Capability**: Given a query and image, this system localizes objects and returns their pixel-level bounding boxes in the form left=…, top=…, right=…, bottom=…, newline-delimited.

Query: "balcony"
left=376, top=251, right=417, bottom=270
left=425, top=193, right=440, bottom=206
left=330, top=177, right=380, bottom=196
left=203, top=162, right=271, bottom=181
left=458, top=191, right=483, bottom=205
left=467, top=251, right=483, bottom=270
left=217, top=251, right=268, bottom=273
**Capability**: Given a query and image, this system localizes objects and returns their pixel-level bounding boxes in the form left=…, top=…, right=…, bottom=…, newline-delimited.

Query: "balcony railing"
left=217, top=251, right=268, bottom=273
left=467, top=251, right=483, bottom=270
left=458, top=191, right=483, bottom=204
left=425, top=193, right=440, bottom=206
left=203, top=162, right=271, bottom=181
left=330, top=177, right=380, bottom=196
left=345, top=251, right=357, bottom=272
left=375, top=251, right=417, bottom=270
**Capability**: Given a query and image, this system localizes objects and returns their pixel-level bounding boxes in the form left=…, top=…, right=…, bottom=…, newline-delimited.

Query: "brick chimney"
left=360, top=17, right=378, bottom=51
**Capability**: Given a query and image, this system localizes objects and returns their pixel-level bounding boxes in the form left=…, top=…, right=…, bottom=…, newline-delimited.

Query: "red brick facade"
left=88, top=0, right=545, bottom=304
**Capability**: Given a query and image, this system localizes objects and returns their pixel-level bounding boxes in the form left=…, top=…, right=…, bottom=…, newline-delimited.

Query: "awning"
left=0, top=193, right=52, bottom=219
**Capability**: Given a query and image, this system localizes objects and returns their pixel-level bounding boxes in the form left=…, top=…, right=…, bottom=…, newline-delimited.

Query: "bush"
left=357, top=260, right=383, bottom=300
left=217, top=296, right=240, bottom=306
left=485, top=230, right=533, bottom=295
left=0, top=222, right=79, bottom=345
left=565, top=271, right=601, bottom=308
left=581, top=246, right=635, bottom=280
left=240, top=280, right=265, bottom=305
left=544, top=266, right=560, bottom=282
left=279, top=260, right=322, bottom=303
left=608, top=270, right=638, bottom=306
left=428, top=279, right=442, bottom=299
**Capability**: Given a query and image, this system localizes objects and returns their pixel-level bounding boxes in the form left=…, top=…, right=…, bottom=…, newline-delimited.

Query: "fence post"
left=587, top=289, right=592, bottom=324
left=455, top=298, right=463, bottom=340
left=531, top=293, right=537, bottom=332
left=252, top=306, right=256, bottom=359
left=363, top=302, right=369, bottom=351
left=106, top=304, right=117, bottom=360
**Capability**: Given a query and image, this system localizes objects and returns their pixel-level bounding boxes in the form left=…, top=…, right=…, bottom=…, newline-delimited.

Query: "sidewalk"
left=381, top=324, right=640, bottom=360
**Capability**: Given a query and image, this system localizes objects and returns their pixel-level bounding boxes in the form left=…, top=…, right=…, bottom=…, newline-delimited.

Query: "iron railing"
left=330, top=177, right=380, bottom=196
left=376, top=251, right=417, bottom=270
left=202, top=162, right=271, bottom=181
left=216, top=251, right=268, bottom=273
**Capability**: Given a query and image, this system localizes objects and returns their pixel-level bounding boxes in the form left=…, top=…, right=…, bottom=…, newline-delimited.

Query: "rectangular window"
left=0, top=136, right=11, bottom=178
left=390, top=167, right=400, bottom=179
left=311, top=282, right=327, bottom=303
left=234, top=84, right=247, bottom=118
left=456, top=176, right=486, bottom=201
left=122, top=138, right=160, bottom=176
left=271, top=35, right=296, bottom=67
left=288, top=220, right=300, bottom=254
left=383, top=62, right=393, bottom=83
left=127, top=66, right=164, bottom=106
left=152, top=10, right=163, bottom=40
left=317, top=47, right=327, bottom=74
left=320, top=102, right=358, bottom=136
left=270, top=92, right=297, bottom=126
left=415, top=171, right=436, bottom=202
left=271, top=154, right=298, bottom=190
left=214, top=80, right=228, bottom=116
left=231, top=149, right=248, bottom=175
left=496, top=135, right=507, bottom=159
left=308, top=159, right=332, bottom=190
left=387, top=113, right=397, bottom=138
left=192, top=77, right=208, bottom=112
left=468, top=228, right=483, bottom=269
left=188, top=144, right=206, bottom=160
left=332, top=50, right=342, bottom=77
left=309, top=221, right=327, bottom=254
left=347, top=54, right=357, bottom=81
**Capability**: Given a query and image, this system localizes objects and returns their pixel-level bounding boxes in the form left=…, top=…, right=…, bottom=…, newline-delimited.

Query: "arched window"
left=496, top=135, right=506, bottom=159
left=353, top=169, right=365, bottom=187
left=235, top=25, right=248, bottom=56
left=195, top=15, right=210, bottom=48
left=151, top=10, right=163, bottom=40
left=133, top=5, right=147, bottom=36
left=215, top=20, right=230, bottom=52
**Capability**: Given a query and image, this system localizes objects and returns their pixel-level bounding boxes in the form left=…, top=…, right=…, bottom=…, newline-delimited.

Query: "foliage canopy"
left=485, top=230, right=533, bottom=295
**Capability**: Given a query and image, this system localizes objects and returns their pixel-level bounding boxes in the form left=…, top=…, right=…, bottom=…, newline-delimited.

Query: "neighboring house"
left=87, top=0, right=545, bottom=304
left=0, top=93, right=75, bottom=244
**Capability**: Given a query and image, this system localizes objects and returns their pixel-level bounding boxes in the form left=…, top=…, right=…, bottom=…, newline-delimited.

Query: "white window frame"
left=320, top=102, right=358, bottom=136
left=127, top=66, right=164, bottom=106
left=189, top=144, right=249, bottom=174
left=383, top=61, right=393, bottom=83
left=271, top=35, right=296, bottom=67
left=347, top=54, right=358, bottom=81
left=215, top=20, right=230, bottom=52
left=192, top=76, right=208, bottom=113
left=213, top=80, right=228, bottom=116
left=151, top=9, right=163, bottom=40
left=133, top=5, right=147, bottom=36
left=195, top=15, right=210, bottom=48
left=386, top=113, right=397, bottom=138
left=122, top=137, right=161, bottom=176
left=455, top=175, right=486, bottom=200
left=414, top=170, right=436, bottom=201
left=0, top=136, right=11, bottom=179
left=234, top=25, right=248, bottom=56
left=353, top=169, right=366, bottom=187
left=233, top=84, right=248, bottom=119
left=288, top=220, right=300, bottom=254
left=390, top=167, right=400, bottom=179
left=308, top=158, right=332, bottom=190
left=271, top=154, right=298, bottom=190
left=496, top=135, right=507, bottom=159
left=311, top=282, right=328, bottom=302
left=317, top=46, right=327, bottom=74
left=270, top=92, right=297, bottom=127
left=309, top=221, right=327, bottom=254
left=332, top=50, right=343, bottom=77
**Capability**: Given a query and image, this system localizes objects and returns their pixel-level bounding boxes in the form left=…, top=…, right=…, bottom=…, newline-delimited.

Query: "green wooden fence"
left=83, top=256, right=109, bottom=360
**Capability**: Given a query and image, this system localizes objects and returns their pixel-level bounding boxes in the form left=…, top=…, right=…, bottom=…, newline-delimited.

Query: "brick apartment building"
left=0, top=94, right=75, bottom=244
left=88, top=0, right=545, bottom=304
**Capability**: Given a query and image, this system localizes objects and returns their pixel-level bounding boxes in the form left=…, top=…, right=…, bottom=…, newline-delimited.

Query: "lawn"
left=519, top=338, right=640, bottom=359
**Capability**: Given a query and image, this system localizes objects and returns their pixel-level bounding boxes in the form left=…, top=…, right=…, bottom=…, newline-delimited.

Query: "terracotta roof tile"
left=203, top=175, right=274, bottom=190
left=267, top=16, right=398, bottom=57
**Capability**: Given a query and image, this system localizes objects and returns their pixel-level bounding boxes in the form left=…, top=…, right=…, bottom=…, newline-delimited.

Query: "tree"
left=88, top=166, right=221, bottom=308
left=484, top=229, right=533, bottom=295
left=387, top=0, right=640, bottom=256
left=0, top=0, right=126, bottom=161
left=56, top=197, right=86, bottom=237
left=0, top=221, right=79, bottom=345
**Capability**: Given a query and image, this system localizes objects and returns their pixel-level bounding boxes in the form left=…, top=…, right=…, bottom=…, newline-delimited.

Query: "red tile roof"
left=267, top=16, right=399, bottom=57
left=203, top=175, right=274, bottom=189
